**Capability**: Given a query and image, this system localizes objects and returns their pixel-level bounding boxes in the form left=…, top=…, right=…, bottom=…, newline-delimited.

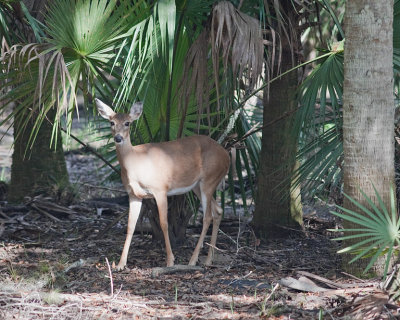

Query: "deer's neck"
left=115, top=140, right=134, bottom=167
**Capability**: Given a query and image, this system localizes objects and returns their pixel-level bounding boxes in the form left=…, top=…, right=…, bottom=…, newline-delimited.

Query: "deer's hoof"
left=166, top=260, right=174, bottom=267
left=204, top=259, right=212, bottom=267
left=188, top=259, right=197, bottom=266
left=114, top=262, right=127, bottom=272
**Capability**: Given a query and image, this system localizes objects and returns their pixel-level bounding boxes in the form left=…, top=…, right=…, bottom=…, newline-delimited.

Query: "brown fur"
left=96, top=99, right=230, bottom=269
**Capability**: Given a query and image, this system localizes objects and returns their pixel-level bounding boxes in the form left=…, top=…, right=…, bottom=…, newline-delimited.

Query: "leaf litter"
left=0, top=150, right=399, bottom=319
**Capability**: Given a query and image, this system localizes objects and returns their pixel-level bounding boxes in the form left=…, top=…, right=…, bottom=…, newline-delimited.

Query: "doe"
left=96, top=99, right=230, bottom=270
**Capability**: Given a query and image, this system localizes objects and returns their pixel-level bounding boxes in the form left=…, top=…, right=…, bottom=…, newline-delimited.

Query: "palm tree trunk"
left=253, top=3, right=303, bottom=237
left=9, top=108, right=68, bottom=202
left=343, top=0, right=395, bottom=276
left=8, top=0, right=69, bottom=202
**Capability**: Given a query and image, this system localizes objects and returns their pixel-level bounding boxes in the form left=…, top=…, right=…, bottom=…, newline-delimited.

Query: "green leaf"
left=331, top=184, right=399, bottom=279
left=157, top=0, right=176, bottom=73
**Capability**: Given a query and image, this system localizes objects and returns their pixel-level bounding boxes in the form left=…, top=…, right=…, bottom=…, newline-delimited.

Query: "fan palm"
left=292, top=0, right=399, bottom=277
left=1, top=0, right=268, bottom=242
left=293, top=0, right=400, bottom=201
left=330, top=185, right=400, bottom=279
left=105, top=0, right=268, bottom=240
left=292, top=45, right=344, bottom=200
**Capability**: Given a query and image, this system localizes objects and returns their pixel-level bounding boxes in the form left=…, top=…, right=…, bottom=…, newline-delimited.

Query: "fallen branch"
left=77, top=182, right=125, bottom=193
left=318, top=286, right=379, bottom=297
left=279, top=276, right=328, bottom=293
left=30, top=204, right=61, bottom=222
left=296, top=271, right=350, bottom=289
left=151, top=264, right=203, bottom=278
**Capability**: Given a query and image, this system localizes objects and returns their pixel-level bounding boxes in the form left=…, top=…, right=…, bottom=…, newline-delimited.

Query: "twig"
left=31, top=204, right=61, bottom=222
left=204, top=242, right=227, bottom=253
left=60, top=127, right=120, bottom=175
left=341, top=271, right=367, bottom=283
left=0, top=211, right=12, bottom=219
left=95, top=210, right=128, bottom=239
left=77, top=182, right=125, bottom=193
left=105, top=257, right=114, bottom=297
left=218, top=228, right=239, bottom=246
left=43, top=115, right=120, bottom=175
left=110, top=284, right=123, bottom=302
left=228, top=270, right=253, bottom=286
left=264, top=283, right=280, bottom=304
left=225, top=106, right=301, bottom=149
left=217, top=228, right=240, bottom=271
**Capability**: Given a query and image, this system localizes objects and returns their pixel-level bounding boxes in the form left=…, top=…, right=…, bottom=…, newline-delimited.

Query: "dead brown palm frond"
left=1, top=36, right=9, bottom=54
left=0, top=42, right=78, bottom=147
left=179, top=1, right=264, bottom=130
left=262, top=0, right=313, bottom=99
left=230, top=9, right=263, bottom=88
left=2, top=43, right=77, bottom=116
left=178, top=28, right=210, bottom=137
left=211, top=1, right=263, bottom=97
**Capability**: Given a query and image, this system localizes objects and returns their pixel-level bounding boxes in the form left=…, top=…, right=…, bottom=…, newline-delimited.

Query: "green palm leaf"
left=294, top=0, right=400, bottom=200
left=0, top=0, right=142, bottom=149
left=291, top=44, right=344, bottom=199
left=329, top=185, right=400, bottom=279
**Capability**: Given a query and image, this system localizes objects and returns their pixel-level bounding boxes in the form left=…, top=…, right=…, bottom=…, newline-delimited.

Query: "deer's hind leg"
left=204, top=198, right=223, bottom=266
left=153, top=191, right=175, bottom=267
left=188, top=184, right=213, bottom=266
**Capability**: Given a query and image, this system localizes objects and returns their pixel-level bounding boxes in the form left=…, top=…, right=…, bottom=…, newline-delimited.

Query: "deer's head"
left=96, top=99, right=143, bottom=145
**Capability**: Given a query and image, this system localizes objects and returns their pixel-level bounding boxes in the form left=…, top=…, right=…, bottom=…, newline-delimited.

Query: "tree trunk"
left=253, top=3, right=303, bottom=238
left=8, top=0, right=69, bottom=203
left=343, top=0, right=395, bottom=276
left=9, top=108, right=69, bottom=202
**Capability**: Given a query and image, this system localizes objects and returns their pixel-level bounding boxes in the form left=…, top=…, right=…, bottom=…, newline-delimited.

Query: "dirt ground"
left=0, top=151, right=399, bottom=319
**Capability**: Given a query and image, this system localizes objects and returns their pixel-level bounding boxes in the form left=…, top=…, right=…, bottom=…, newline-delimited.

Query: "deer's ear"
left=129, top=102, right=143, bottom=121
left=96, top=98, right=115, bottom=120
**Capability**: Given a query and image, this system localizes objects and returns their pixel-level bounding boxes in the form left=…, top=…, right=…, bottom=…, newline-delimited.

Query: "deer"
left=95, top=99, right=230, bottom=270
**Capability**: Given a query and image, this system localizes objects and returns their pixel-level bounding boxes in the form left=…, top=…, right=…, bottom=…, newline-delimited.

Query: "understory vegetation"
left=0, top=0, right=400, bottom=319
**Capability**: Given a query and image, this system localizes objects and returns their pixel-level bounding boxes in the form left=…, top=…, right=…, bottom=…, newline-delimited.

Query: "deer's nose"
left=114, top=134, right=123, bottom=143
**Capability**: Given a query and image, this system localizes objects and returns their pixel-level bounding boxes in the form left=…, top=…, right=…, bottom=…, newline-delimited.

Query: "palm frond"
left=156, top=0, right=175, bottom=73
left=318, top=0, right=345, bottom=40
left=178, top=1, right=264, bottom=122
left=291, top=125, right=342, bottom=199
left=291, top=46, right=344, bottom=199
left=211, top=1, right=263, bottom=92
left=0, top=3, right=13, bottom=45
left=329, top=185, right=400, bottom=279
left=0, top=1, right=44, bottom=45
left=0, top=0, right=139, bottom=149
left=177, top=28, right=211, bottom=134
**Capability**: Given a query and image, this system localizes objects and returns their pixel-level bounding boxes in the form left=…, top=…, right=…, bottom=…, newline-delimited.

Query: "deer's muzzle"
left=114, top=134, right=123, bottom=143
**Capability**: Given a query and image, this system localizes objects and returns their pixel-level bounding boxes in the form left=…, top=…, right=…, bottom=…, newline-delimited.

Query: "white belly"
left=167, top=181, right=198, bottom=196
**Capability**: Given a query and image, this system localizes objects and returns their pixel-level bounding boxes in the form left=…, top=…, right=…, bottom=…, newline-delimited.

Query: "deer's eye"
left=110, top=121, right=115, bottom=126
left=124, top=122, right=130, bottom=127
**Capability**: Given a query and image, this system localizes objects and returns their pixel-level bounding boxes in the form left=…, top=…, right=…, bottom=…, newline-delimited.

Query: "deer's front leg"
left=116, top=196, right=142, bottom=271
